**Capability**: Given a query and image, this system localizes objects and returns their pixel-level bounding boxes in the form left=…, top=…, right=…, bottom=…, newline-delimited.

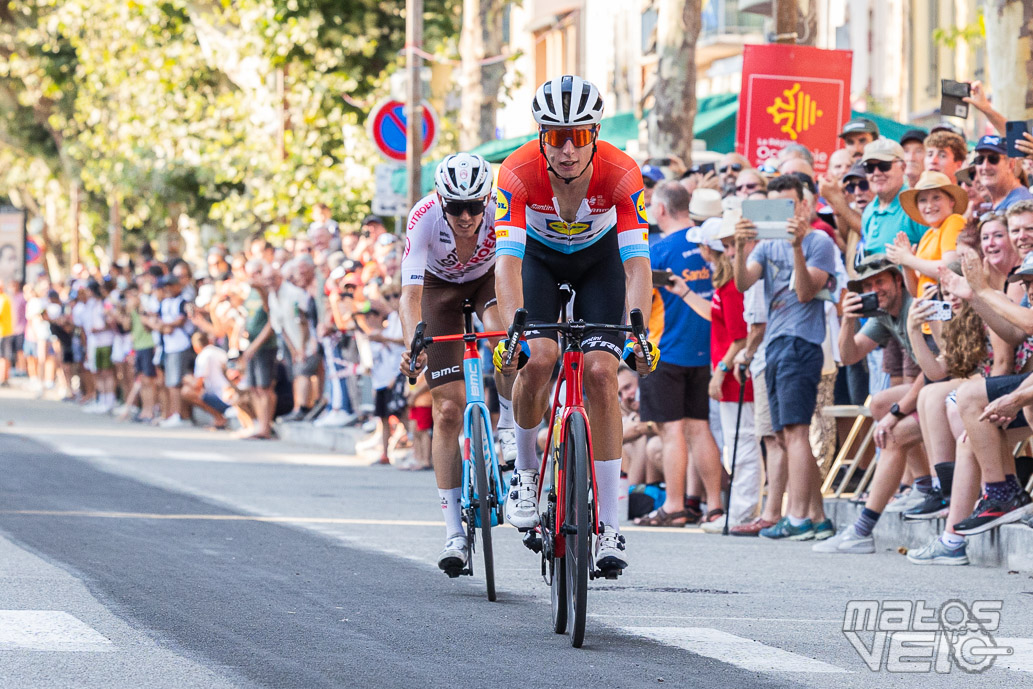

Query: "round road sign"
left=368, top=99, right=439, bottom=162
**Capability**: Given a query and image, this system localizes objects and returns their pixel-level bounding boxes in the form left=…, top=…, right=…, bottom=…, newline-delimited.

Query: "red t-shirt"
left=711, top=280, right=753, bottom=403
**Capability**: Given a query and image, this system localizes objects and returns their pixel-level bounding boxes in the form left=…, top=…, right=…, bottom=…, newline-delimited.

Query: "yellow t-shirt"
left=0, top=293, right=11, bottom=338
left=915, top=213, right=965, bottom=297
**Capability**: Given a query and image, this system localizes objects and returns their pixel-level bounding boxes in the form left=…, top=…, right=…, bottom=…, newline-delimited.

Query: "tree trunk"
left=459, top=0, right=506, bottom=150
left=649, top=0, right=701, bottom=165
left=984, top=0, right=1033, bottom=119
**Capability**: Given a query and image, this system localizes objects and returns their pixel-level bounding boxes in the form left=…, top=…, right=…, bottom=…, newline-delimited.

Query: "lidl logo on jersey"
left=495, top=189, right=511, bottom=222
left=496, top=228, right=509, bottom=239
left=548, top=220, right=591, bottom=236
left=632, top=189, right=648, bottom=225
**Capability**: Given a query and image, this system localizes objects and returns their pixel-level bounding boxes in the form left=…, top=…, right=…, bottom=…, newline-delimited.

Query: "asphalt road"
left=2, top=387, right=1033, bottom=688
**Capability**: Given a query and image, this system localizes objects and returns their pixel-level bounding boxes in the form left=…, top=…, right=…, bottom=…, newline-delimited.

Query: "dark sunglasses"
left=719, top=163, right=743, bottom=174
left=442, top=199, right=486, bottom=217
left=974, top=153, right=1002, bottom=166
left=863, top=160, right=897, bottom=174
left=539, top=127, right=596, bottom=148
left=736, top=182, right=759, bottom=192
left=845, top=179, right=870, bottom=194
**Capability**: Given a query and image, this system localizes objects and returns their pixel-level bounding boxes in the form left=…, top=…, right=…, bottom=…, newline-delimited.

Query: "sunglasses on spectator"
left=736, top=182, right=759, bottom=192
left=845, top=179, right=870, bottom=194
left=443, top=199, right=487, bottom=217
left=863, top=160, right=897, bottom=174
left=539, top=127, right=596, bottom=148
left=719, top=163, right=743, bottom=174
left=974, top=153, right=1002, bottom=166
left=383, top=292, right=400, bottom=299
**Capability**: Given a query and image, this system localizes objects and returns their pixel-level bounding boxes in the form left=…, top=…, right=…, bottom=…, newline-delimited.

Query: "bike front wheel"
left=471, top=406, right=496, bottom=602
left=564, top=412, right=591, bottom=648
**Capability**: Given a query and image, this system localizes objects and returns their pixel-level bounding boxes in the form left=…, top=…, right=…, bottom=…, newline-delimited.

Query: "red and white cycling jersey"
left=400, top=193, right=498, bottom=286
left=494, top=140, right=649, bottom=262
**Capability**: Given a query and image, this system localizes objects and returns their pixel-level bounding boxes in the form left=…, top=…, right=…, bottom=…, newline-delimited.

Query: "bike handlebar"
left=407, top=322, right=427, bottom=384
left=629, top=308, right=652, bottom=371
left=503, top=309, right=527, bottom=367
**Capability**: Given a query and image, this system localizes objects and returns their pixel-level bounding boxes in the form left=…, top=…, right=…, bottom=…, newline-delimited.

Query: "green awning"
left=390, top=93, right=919, bottom=197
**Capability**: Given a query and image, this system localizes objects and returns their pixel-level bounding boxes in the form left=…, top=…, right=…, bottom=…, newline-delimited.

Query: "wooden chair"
left=820, top=398, right=875, bottom=498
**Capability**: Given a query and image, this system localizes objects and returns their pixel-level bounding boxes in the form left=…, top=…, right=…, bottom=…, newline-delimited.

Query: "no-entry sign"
left=368, top=99, right=439, bottom=162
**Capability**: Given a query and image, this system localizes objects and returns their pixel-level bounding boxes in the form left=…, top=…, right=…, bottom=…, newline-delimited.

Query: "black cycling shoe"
left=902, top=488, right=949, bottom=521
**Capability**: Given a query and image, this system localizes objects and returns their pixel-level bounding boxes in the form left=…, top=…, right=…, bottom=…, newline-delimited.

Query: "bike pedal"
left=591, top=568, right=622, bottom=581
left=522, top=531, right=543, bottom=553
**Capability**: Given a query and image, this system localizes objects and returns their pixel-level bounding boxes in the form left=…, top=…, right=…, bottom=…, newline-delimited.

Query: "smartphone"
left=857, top=291, right=881, bottom=317
left=651, top=269, right=674, bottom=288
left=925, top=300, right=953, bottom=321
left=941, top=79, right=971, bottom=119
left=650, top=157, right=672, bottom=167
left=1006, top=120, right=1033, bottom=158
left=742, top=198, right=794, bottom=240
left=697, top=162, right=716, bottom=175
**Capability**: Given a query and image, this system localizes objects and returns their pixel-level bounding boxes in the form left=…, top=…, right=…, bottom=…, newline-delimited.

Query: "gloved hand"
left=493, top=338, right=530, bottom=373
left=622, top=339, right=660, bottom=374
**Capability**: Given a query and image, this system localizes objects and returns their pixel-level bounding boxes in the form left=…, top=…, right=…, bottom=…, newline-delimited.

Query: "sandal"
left=633, top=506, right=692, bottom=527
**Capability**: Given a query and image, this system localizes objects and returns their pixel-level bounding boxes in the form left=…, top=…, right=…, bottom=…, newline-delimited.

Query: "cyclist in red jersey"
left=494, top=75, right=657, bottom=572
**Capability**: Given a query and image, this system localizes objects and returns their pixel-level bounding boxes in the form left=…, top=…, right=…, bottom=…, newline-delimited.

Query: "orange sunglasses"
left=540, top=127, right=597, bottom=148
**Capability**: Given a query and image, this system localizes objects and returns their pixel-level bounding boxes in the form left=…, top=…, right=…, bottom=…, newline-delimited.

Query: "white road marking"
left=54, top=445, right=105, bottom=458
left=161, top=451, right=233, bottom=463
left=0, top=611, right=112, bottom=651
left=624, top=626, right=849, bottom=673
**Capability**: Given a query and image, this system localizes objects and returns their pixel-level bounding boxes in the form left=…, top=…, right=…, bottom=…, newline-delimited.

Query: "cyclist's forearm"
left=495, top=255, right=524, bottom=330
left=624, top=256, right=652, bottom=323
left=399, top=285, right=423, bottom=343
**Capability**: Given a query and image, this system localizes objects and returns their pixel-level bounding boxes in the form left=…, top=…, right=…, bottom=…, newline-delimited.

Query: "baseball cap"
left=862, top=138, right=905, bottom=162
left=975, top=135, right=1007, bottom=155
left=930, top=121, right=964, bottom=137
left=899, top=128, right=928, bottom=146
left=361, top=214, right=384, bottom=227
left=839, top=118, right=879, bottom=139
left=843, top=161, right=867, bottom=183
left=641, top=164, right=665, bottom=183
left=1008, top=252, right=1033, bottom=282
left=847, top=254, right=899, bottom=293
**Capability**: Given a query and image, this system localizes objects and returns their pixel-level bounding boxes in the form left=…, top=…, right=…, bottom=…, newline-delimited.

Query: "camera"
left=857, top=291, right=881, bottom=317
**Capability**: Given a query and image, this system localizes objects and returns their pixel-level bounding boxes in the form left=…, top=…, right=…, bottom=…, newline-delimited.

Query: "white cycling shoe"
left=595, top=524, right=628, bottom=571
left=496, top=427, right=517, bottom=470
left=505, top=469, right=540, bottom=529
left=437, top=533, right=468, bottom=575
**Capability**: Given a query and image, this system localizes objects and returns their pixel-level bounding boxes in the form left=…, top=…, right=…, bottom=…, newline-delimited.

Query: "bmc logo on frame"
left=430, top=365, right=461, bottom=380
left=842, top=599, right=1012, bottom=674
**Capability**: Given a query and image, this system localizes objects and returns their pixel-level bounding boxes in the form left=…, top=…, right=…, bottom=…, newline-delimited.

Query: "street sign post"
left=372, top=163, right=408, bottom=217
left=368, top=99, right=439, bottom=163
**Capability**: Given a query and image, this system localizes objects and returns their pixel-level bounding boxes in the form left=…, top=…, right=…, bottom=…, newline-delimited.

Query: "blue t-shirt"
left=748, top=231, right=837, bottom=346
left=994, top=186, right=1033, bottom=211
left=649, top=228, right=712, bottom=367
left=860, top=193, right=927, bottom=255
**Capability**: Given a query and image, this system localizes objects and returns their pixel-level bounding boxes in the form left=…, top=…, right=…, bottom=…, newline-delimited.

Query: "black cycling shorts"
left=520, top=230, right=626, bottom=359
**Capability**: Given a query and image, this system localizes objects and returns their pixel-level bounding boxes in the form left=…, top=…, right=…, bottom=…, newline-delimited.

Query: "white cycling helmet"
left=434, top=153, right=493, bottom=201
left=532, top=75, right=604, bottom=127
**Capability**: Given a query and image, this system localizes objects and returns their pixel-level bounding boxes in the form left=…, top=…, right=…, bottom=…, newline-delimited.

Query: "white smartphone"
left=742, top=198, right=794, bottom=240
left=924, top=300, right=953, bottom=321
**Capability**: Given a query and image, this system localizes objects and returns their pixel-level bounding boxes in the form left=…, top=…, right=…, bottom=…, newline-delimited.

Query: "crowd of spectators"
left=622, top=77, right=1033, bottom=566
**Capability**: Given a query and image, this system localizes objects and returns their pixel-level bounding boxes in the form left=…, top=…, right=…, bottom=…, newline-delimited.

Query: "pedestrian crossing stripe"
left=0, top=611, right=112, bottom=651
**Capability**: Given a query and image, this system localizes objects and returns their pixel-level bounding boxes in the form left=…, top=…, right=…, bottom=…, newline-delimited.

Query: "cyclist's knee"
left=433, top=396, right=464, bottom=430
left=521, top=343, right=556, bottom=383
left=584, top=357, right=618, bottom=392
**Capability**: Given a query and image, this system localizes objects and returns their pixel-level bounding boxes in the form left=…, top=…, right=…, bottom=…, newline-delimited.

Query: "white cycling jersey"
left=400, top=193, right=497, bottom=286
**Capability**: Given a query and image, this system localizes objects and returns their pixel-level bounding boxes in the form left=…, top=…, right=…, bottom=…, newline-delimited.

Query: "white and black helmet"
left=434, top=153, right=493, bottom=201
left=532, top=75, right=604, bottom=127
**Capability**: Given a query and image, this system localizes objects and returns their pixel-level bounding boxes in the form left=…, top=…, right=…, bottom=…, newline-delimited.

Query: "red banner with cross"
left=736, top=44, right=853, bottom=175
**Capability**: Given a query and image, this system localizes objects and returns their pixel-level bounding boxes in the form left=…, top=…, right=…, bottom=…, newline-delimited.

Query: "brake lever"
left=503, top=308, right=528, bottom=367
left=407, top=321, right=426, bottom=384
left=629, top=309, right=652, bottom=373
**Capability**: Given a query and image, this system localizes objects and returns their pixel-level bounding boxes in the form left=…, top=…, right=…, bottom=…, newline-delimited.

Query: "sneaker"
left=595, top=524, right=627, bottom=570
left=700, top=510, right=727, bottom=534
left=907, top=537, right=969, bottom=565
left=730, top=517, right=778, bottom=537
left=496, top=427, right=517, bottom=471
left=313, top=410, right=357, bottom=428
left=759, top=517, right=814, bottom=541
left=159, top=414, right=188, bottom=428
left=437, top=533, right=468, bottom=574
left=811, top=524, right=875, bottom=554
left=902, top=489, right=950, bottom=521
left=280, top=409, right=307, bottom=423
left=885, top=488, right=927, bottom=513
left=81, top=400, right=105, bottom=414
left=812, top=518, right=836, bottom=540
left=954, top=492, right=1033, bottom=535
left=504, top=469, right=540, bottom=529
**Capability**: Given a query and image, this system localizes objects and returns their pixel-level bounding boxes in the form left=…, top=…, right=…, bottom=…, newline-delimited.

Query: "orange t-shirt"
left=915, top=213, right=965, bottom=296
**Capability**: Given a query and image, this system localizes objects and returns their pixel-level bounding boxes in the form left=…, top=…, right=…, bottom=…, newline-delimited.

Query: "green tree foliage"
left=0, top=0, right=458, bottom=262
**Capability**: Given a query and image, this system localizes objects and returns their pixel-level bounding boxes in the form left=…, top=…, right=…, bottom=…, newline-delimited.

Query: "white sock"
left=940, top=530, right=965, bottom=549
left=438, top=487, right=463, bottom=537
left=515, top=422, right=538, bottom=472
left=787, top=514, right=808, bottom=527
left=498, top=395, right=514, bottom=429
left=595, top=458, right=622, bottom=530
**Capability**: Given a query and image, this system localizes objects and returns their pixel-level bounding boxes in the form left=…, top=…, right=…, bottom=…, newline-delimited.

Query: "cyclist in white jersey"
left=398, top=153, right=521, bottom=573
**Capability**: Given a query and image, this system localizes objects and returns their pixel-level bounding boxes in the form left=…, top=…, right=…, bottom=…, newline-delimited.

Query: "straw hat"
left=898, top=171, right=968, bottom=226
left=688, top=188, right=723, bottom=222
